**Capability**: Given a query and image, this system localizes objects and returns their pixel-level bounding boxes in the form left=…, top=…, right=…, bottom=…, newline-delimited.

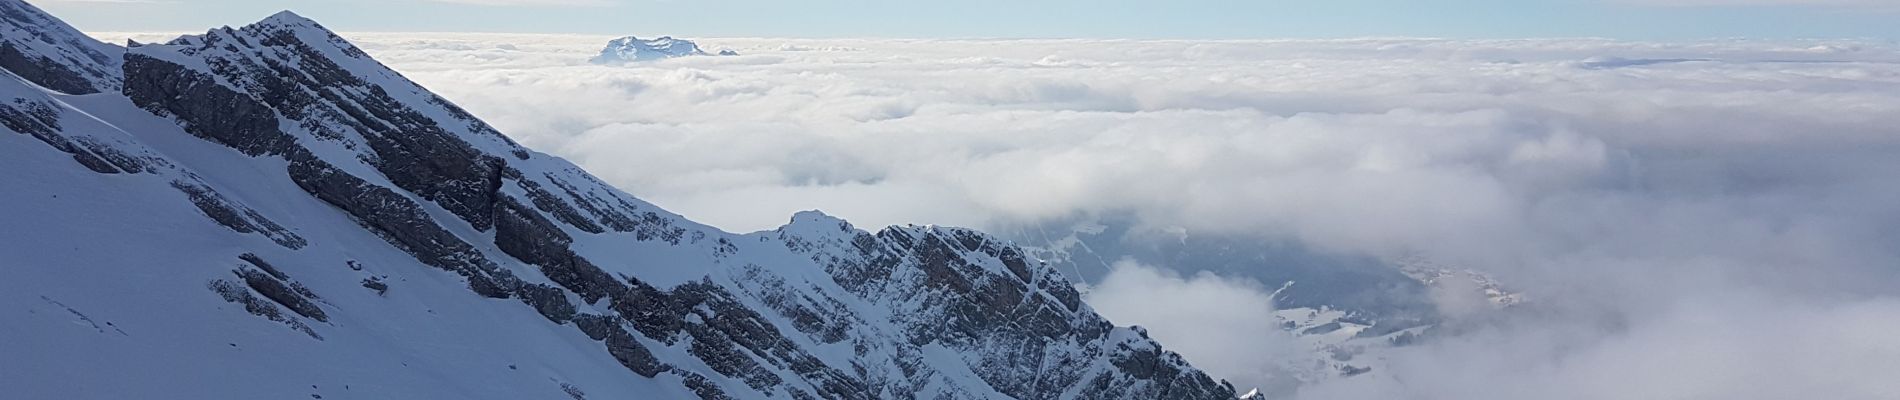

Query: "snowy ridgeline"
left=590, top=35, right=738, bottom=64
left=0, top=1, right=1235, bottom=399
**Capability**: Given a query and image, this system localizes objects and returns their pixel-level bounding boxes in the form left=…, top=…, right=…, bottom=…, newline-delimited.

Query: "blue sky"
left=38, top=0, right=1900, bottom=39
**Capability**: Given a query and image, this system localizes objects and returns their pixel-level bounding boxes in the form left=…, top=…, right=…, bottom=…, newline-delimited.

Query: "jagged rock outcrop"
left=0, top=2, right=1234, bottom=399
left=0, top=96, right=145, bottom=173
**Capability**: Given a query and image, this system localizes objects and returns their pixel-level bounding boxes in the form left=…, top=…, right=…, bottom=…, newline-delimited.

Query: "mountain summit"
left=0, top=2, right=1233, bottom=399
left=591, top=35, right=735, bottom=64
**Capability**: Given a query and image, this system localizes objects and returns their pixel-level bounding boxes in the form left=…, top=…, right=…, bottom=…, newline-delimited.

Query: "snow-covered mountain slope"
left=0, top=0, right=119, bottom=94
left=0, top=3, right=1234, bottom=399
left=590, top=35, right=734, bottom=64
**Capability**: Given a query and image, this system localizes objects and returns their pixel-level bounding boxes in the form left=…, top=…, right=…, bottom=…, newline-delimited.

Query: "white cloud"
left=80, top=31, right=1900, bottom=397
left=1084, top=261, right=1302, bottom=393
left=1301, top=292, right=1900, bottom=399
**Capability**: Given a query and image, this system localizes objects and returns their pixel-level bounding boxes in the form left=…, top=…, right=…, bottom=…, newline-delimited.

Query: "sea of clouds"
left=99, top=31, right=1900, bottom=397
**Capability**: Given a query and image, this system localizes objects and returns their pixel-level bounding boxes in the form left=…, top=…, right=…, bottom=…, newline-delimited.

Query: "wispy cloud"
left=1085, top=261, right=1302, bottom=392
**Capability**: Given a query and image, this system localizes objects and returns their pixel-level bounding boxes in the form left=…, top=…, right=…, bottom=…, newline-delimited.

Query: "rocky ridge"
left=0, top=2, right=1235, bottom=399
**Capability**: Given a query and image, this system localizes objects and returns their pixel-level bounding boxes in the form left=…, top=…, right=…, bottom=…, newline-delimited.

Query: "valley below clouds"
left=99, top=31, right=1900, bottom=398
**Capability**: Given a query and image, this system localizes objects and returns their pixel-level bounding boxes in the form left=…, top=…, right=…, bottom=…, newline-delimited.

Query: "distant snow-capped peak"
left=590, top=35, right=735, bottom=64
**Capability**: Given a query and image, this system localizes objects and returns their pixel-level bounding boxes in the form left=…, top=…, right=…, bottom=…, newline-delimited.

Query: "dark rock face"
left=233, top=254, right=327, bottom=322
left=1094, top=343, right=1236, bottom=400
left=236, top=268, right=327, bottom=322
left=515, top=283, right=576, bottom=323
left=0, top=98, right=149, bottom=174
left=0, top=41, right=96, bottom=94
left=121, top=54, right=298, bottom=157
left=559, top=382, right=587, bottom=400
left=567, top=312, right=672, bottom=378
left=678, top=370, right=734, bottom=400
left=543, top=174, right=648, bottom=233
left=517, top=173, right=606, bottom=234
left=493, top=195, right=620, bottom=304
left=601, top=275, right=874, bottom=399
left=283, top=156, right=516, bottom=298
left=780, top=221, right=1236, bottom=399
left=208, top=278, right=321, bottom=339
left=361, top=277, right=389, bottom=295
left=568, top=316, right=673, bottom=380
left=126, top=19, right=515, bottom=231
left=175, top=181, right=308, bottom=249
left=239, top=253, right=290, bottom=280
left=602, top=325, right=669, bottom=377
left=734, top=264, right=854, bottom=345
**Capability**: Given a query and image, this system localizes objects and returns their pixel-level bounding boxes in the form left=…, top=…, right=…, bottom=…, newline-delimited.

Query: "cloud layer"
left=1083, top=261, right=1302, bottom=392
left=91, top=31, right=1900, bottom=397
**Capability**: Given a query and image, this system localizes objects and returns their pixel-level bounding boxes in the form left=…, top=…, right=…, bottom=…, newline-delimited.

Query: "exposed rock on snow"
left=0, top=3, right=1232, bottom=399
left=0, top=0, right=119, bottom=93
